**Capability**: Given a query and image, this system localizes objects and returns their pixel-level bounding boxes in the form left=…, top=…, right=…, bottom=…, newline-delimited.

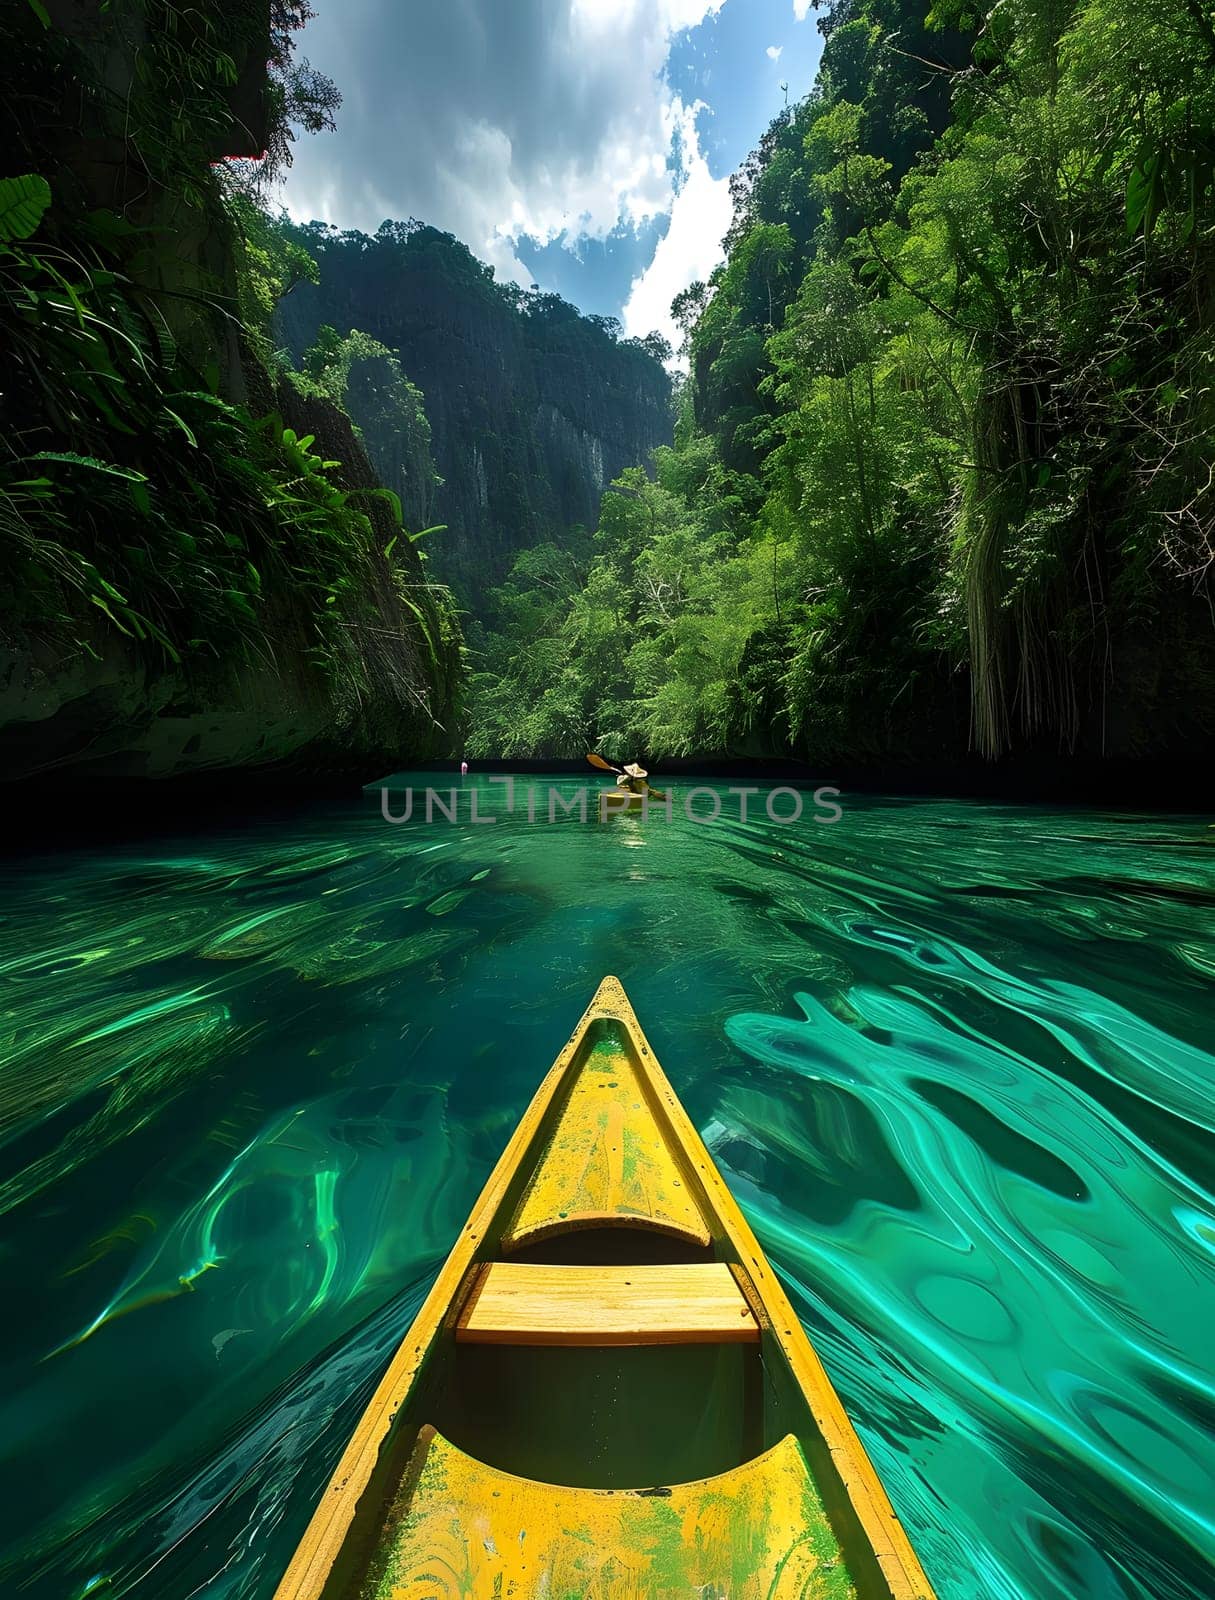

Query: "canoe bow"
left=272, top=976, right=938, bottom=1600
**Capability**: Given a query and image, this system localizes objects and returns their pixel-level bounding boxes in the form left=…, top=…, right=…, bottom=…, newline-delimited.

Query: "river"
left=1, top=774, right=1212, bottom=1600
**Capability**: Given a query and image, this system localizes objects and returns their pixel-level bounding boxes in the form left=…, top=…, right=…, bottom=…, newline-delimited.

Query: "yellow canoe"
left=273, top=977, right=938, bottom=1600
left=598, top=786, right=668, bottom=819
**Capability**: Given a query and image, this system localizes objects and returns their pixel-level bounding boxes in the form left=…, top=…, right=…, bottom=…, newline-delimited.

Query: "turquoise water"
left=1, top=774, right=1213, bottom=1600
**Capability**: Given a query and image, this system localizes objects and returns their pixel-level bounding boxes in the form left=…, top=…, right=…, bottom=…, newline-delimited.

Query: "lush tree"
left=469, top=0, right=1215, bottom=767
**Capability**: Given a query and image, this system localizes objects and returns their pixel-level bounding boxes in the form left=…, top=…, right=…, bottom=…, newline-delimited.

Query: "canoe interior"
left=363, top=1430, right=859, bottom=1600
left=437, top=1340, right=761, bottom=1487
left=286, top=997, right=934, bottom=1600
left=360, top=1023, right=777, bottom=1487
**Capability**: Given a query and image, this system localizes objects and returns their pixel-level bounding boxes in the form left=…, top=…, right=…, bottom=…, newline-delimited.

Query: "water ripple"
left=0, top=782, right=1212, bottom=1599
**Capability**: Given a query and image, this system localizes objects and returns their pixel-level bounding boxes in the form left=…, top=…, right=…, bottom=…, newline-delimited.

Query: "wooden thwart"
left=456, top=1261, right=759, bottom=1345
left=365, top=1427, right=857, bottom=1600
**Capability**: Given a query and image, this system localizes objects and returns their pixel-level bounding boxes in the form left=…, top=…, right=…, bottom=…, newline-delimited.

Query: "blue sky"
left=279, top=0, right=825, bottom=352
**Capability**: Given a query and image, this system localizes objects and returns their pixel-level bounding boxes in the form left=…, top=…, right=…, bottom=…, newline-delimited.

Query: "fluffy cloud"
left=621, top=101, right=732, bottom=361
left=279, top=0, right=725, bottom=287
left=793, top=0, right=812, bottom=19
left=766, top=44, right=784, bottom=60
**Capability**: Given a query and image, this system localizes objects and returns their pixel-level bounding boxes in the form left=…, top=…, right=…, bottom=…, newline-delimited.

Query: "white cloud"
left=621, top=101, right=732, bottom=365
left=766, top=44, right=783, bottom=61
left=279, top=0, right=726, bottom=280
left=793, top=0, right=812, bottom=19
left=574, top=0, right=723, bottom=30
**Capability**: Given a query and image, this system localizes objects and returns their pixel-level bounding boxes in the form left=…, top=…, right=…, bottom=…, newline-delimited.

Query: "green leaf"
left=360, top=485, right=403, bottom=524
left=164, top=407, right=198, bottom=447
left=85, top=207, right=138, bottom=240
left=89, top=594, right=133, bottom=636
left=25, top=0, right=51, bottom=27
left=29, top=451, right=149, bottom=484
left=170, top=389, right=238, bottom=414
left=1126, top=149, right=1167, bottom=238
left=400, top=593, right=439, bottom=668
left=0, top=174, right=52, bottom=241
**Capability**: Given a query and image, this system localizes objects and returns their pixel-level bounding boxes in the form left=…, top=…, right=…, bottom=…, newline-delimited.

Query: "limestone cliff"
left=275, top=223, right=674, bottom=603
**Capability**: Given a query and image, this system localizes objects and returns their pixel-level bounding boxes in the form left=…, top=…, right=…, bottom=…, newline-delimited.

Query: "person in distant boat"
left=586, top=753, right=666, bottom=801
left=460, top=758, right=469, bottom=776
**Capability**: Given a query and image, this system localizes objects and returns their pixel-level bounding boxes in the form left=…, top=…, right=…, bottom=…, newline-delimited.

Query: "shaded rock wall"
left=275, top=226, right=673, bottom=603
left=0, top=386, right=457, bottom=787
left=1, top=3, right=460, bottom=795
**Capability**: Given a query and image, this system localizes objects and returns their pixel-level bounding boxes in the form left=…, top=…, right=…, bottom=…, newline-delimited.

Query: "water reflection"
left=0, top=779, right=1212, bottom=1599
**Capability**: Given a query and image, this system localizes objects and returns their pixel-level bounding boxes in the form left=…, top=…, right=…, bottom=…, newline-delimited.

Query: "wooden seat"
left=503, top=1036, right=711, bottom=1251
left=456, top=1262, right=758, bottom=1345
left=363, top=1427, right=858, bottom=1600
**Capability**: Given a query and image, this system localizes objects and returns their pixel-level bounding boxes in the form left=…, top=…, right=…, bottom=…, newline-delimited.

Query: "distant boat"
left=272, top=977, right=938, bottom=1600
left=588, top=751, right=669, bottom=820
left=598, top=784, right=667, bottom=819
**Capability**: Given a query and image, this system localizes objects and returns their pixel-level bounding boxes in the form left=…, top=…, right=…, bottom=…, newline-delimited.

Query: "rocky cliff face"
left=275, top=223, right=673, bottom=603
left=0, top=385, right=458, bottom=788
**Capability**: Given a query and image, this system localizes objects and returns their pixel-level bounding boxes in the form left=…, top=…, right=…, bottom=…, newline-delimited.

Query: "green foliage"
left=132, top=1, right=341, bottom=196
left=0, top=175, right=51, bottom=241
left=0, top=1, right=459, bottom=738
left=1, top=209, right=371, bottom=671
left=468, top=459, right=784, bottom=759
left=262, top=3, right=343, bottom=181
left=228, top=194, right=320, bottom=348
left=471, top=0, right=1215, bottom=763
left=291, top=325, right=432, bottom=458
left=285, top=322, right=442, bottom=534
